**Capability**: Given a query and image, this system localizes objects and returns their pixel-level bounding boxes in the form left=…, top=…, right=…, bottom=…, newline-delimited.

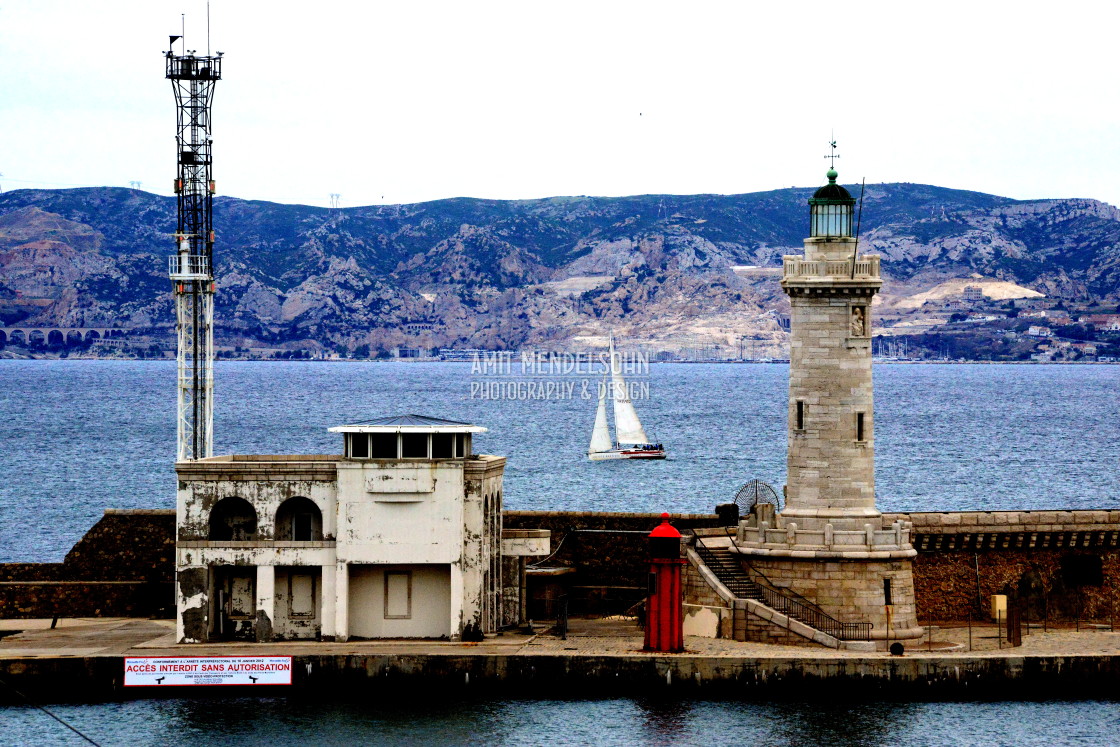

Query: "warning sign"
left=124, top=656, right=293, bottom=686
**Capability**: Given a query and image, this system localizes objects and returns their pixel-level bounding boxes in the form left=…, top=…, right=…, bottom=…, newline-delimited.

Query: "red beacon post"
left=645, top=512, right=684, bottom=652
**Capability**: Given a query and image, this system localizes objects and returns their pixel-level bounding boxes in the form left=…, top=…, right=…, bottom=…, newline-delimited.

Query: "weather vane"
left=824, top=135, right=840, bottom=168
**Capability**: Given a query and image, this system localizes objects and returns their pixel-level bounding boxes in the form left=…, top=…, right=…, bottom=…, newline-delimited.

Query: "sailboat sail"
left=610, top=337, right=649, bottom=445
left=589, top=380, right=613, bottom=454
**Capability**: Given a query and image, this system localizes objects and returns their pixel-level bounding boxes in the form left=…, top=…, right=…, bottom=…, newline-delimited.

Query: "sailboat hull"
left=588, top=447, right=666, bottom=461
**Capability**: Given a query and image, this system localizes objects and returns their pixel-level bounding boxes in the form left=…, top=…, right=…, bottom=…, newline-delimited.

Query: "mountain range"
left=1, top=184, right=1118, bottom=353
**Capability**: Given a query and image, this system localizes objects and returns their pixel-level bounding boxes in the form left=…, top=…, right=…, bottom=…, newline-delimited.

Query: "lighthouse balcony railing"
left=739, top=522, right=910, bottom=552
left=169, top=255, right=211, bottom=280
left=782, top=255, right=880, bottom=280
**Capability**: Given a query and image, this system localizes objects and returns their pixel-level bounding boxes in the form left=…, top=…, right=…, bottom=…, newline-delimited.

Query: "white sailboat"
left=588, top=336, right=666, bottom=461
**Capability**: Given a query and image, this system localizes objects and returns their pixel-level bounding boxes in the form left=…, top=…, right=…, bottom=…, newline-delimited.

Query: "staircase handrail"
left=694, top=534, right=871, bottom=641
left=722, top=527, right=830, bottom=619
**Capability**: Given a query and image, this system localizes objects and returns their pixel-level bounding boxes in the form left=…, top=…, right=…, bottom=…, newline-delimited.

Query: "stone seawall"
left=3, top=508, right=1117, bottom=623
left=504, top=511, right=723, bottom=615
left=887, top=511, right=1120, bottom=622
left=4, top=652, right=1120, bottom=702
left=0, top=510, right=175, bottom=618
left=504, top=511, right=724, bottom=586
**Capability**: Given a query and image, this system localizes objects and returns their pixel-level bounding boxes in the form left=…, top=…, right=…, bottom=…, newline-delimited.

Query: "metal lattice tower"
left=166, top=44, right=222, bottom=461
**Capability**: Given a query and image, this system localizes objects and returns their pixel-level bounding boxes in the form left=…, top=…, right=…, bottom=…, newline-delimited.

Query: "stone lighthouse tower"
left=784, top=166, right=880, bottom=526
left=734, top=161, right=922, bottom=647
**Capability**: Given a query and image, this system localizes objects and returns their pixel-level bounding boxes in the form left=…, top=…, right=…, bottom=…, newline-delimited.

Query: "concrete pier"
left=2, top=617, right=1119, bottom=702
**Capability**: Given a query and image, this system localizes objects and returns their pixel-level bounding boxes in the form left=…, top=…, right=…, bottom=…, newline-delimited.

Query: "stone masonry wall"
left=735, top=606, right=822, bottom=647
left=748, top=557, right=920, bottom=640
left=786, top=293, right=877, bottom=519
left=888, top=511, right=1120, bottom=622
left=682, top=551, right=819, bottom=647
left=0, top=510, right=175, bottom=619
left=912, top=549, right=1120, bottom=622
left=3, top=508, right=1117, bottom=625
left=682, top=554, right=733, bottom=639
left=887, top=510, right=1120, bottom=535
left=504, top=510, right=724, bottom=588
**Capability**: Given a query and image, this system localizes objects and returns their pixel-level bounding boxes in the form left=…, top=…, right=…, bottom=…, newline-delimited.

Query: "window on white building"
left=349, top=434, right=369, bottom=459
left=431, top=433, right=454, bottom=458
left=401, top=433, right=428, bottom=458
left=384, top=571, right=412, bottom=619
left=370, top=433, right=397, bottom=458
left=290, top=573, right=316, bottom=618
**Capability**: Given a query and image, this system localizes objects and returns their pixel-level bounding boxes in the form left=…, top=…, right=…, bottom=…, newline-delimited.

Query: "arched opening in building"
left=47, top=329, right=65, bottom=346
left=84, top=330, right=101, bottom=341
left=209, top=496, right=258, bottom=540
left=9, top=330, right=25, bottom=345
left=66, top=330, right=84, bottom=345
left=275, top=496, right=323, bottom=541
left=27, top=330, right=45, bottom=346
left=0, top=330, right=6, bottom=346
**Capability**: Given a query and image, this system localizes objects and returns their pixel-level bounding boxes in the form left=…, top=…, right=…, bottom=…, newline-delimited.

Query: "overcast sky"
left=4, top=1, right=1119, bottom=209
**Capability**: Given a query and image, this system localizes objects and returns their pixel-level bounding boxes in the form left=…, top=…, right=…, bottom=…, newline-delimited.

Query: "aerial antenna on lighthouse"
left=849, top=177, right=866, bottom=279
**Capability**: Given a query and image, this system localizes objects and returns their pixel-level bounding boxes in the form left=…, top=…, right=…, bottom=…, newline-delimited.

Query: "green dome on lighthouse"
left=811, top=168, right=854, bottom=203
left=808, top=167, right=855, bottom=237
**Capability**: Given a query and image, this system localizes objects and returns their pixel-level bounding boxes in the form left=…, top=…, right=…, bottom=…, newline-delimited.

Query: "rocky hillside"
left=1, top=184, right=1118, bottom=353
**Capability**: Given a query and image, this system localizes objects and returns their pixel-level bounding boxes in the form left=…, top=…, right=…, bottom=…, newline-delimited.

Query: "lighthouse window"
left=796, top=401, right=805, bottom=431
left=856, top=412, right=865, bottom=442
left=811, top=204, right=852, bottom=237
left=883, top=578, right=893, bottom=606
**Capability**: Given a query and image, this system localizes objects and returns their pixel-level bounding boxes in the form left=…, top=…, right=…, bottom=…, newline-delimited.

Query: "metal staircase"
left=694, top=544, right=764, bottom=601
left=694, top=537, right=871, bottom=641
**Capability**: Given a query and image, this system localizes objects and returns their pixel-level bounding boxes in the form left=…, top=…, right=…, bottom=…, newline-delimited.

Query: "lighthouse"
left=733, top=155, right=923, bottom=647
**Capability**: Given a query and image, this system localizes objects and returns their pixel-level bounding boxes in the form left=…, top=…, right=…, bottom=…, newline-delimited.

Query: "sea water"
left=1, top=361, right=1117, bottom=563
left=3, top=696, right=1119, bottom=745
left=1, top=360, right=1119, bottom=742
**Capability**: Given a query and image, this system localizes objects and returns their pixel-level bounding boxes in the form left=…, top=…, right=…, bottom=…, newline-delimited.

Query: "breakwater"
left=4, top=509, right=1119, bottom=624
left=4, top=651, right=1120, bottom=702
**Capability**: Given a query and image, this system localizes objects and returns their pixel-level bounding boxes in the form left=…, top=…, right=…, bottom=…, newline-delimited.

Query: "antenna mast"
left=165, top=38, right=223, bottom=461
left=849, top=177, right=866, bottom=279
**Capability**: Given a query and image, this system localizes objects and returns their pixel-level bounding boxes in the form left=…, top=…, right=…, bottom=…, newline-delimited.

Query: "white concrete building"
left=174, top=414, right=508, bottom=643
